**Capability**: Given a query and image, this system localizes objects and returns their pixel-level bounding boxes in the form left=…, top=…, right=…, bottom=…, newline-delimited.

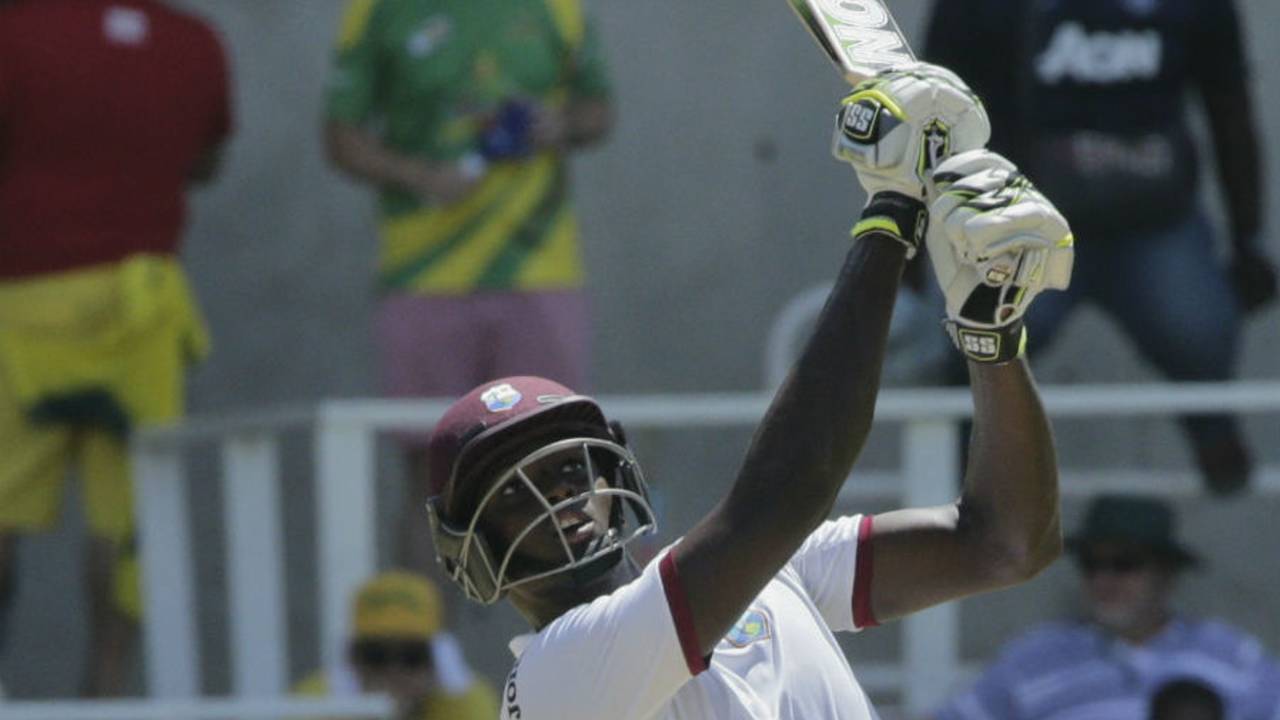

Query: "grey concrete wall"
left=3, top=0, right=1278, bottom=707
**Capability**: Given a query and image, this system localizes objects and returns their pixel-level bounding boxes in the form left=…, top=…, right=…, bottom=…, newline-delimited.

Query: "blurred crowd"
left=295, top=571, right=497, bottom=720
left=0, top=0, right=1276, bottom=718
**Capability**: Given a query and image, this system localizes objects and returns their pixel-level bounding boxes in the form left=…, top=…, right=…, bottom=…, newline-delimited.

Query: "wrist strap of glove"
left=851, top=192, right=927, bottom=259
left=944, top=319, right=1027, bottom=364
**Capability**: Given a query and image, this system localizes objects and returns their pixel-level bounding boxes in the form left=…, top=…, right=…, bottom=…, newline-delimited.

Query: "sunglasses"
left=1076, top=552, right=1153, bottom=576
left=351, top=639, right=433, bottom=670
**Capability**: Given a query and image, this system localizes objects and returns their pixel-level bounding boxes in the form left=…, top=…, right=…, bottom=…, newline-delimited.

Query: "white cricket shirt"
left=501, top=515, right=881, bottom=719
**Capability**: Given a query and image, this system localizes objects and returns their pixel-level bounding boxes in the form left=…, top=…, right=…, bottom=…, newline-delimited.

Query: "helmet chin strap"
left=568, top=531, right=625, bottom=587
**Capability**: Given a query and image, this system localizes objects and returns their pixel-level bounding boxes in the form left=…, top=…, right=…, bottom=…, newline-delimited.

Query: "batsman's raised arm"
left=671, top=64, right=993, bottom=656
left=867, top=149, right=1075, bottom=622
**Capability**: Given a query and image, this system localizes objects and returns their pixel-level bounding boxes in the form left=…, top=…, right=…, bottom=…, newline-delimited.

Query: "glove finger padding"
left=925, top=150, right=1075, bottom=361
left=928, top=149, right=1018, bottom=194
left=833, top=62, right=991, bottom=201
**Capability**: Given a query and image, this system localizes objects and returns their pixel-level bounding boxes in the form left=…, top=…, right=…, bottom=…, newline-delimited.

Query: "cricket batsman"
left=424, top=64, right=1075, bottom=719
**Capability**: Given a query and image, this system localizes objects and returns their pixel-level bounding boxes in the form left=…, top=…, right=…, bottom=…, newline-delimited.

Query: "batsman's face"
left=477, top=444, right=615, bottom=573
left=1076, top=542, right=1174, bottom=633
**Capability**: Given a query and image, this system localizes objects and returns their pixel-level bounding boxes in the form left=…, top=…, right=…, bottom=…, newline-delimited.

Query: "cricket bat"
left=785, top=0, right=916, bottom=85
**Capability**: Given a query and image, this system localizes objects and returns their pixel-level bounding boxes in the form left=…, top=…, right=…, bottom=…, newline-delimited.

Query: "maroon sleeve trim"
left=853, top=514, right=879, bottom=629
left=659, top=550, right=709, bottom=676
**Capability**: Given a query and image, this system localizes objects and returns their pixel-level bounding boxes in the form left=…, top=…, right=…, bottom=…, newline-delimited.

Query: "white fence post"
left=314, top=404, right=378, bottom=672
left=222, top=434, right=286, bottom=696
left=134, top=440, right=199, bottom=698
left=901, top=419, right=962, bottom=717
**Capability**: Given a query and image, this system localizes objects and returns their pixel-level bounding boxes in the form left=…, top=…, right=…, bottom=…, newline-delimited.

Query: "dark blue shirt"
left=925, top=0, right=1247, bottom=145
left=924, top=0, right=1253, bottom=233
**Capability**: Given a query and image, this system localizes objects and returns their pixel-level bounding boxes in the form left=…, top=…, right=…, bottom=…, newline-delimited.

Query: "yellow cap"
left=351, top=571, right=443, bottom=640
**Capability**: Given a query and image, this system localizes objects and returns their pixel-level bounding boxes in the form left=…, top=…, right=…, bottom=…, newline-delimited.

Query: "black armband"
left=850, top=192, right=927, bottom=259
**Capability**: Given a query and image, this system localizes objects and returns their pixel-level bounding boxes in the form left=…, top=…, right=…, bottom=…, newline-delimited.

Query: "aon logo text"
left=1036, top=22, right=1162, bottom=84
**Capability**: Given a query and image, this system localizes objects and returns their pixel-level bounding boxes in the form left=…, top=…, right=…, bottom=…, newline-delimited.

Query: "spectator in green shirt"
left=323, top=0, right=613, bottom=570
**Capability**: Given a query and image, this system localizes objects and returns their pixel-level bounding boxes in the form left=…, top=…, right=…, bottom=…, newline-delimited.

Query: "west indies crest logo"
left=481, top=383, right=522, bottom=412
left=724, top=608, right=772, bottom=648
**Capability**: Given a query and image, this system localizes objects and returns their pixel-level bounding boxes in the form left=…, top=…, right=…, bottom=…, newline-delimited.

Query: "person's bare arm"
left=666, top=65, right=992, bottom=657
left=533, top=98, right=613, bottom=152
left=324, top=121, right=479, bottom=205
left=190, top=143, right=226, bottom=185
left=191, top=26, right=232, bottom=186
left=868, top=359, right=1060, bottom=622
left=674, top=202, right=911, bottom=655
left=861, top=148, right=1073, bottom=624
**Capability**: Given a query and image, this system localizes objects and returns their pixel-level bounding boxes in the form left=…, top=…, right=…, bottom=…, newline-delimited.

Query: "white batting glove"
left=925, top=150, right=1074, bottom=363
left=833, top=62, right=990, bottom=204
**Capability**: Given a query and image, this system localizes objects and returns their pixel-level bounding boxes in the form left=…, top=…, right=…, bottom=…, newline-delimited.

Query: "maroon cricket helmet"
left=426, top=376, right=613, bottom=520
left=424, top=376, right=657, bottom=604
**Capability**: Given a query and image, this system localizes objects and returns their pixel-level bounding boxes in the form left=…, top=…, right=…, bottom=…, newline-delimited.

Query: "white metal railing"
left=0, top=696, right=393, bottom=720
left=109, top=381, right=1280, bottom=719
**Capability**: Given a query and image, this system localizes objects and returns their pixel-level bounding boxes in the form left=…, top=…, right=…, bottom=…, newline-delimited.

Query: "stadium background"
left=2, top=0, right=1278, bottom=709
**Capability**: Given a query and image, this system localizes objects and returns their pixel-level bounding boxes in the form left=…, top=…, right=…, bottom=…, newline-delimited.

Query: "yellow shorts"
left=0, top=371, right=133, bottom=540
left=0, top=255, right=209, bottom=619
left=0, top=388, right=146, bottom=618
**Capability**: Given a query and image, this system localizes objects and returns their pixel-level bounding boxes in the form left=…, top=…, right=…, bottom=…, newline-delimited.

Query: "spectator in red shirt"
left=0, top=0, right=231, bottom=696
